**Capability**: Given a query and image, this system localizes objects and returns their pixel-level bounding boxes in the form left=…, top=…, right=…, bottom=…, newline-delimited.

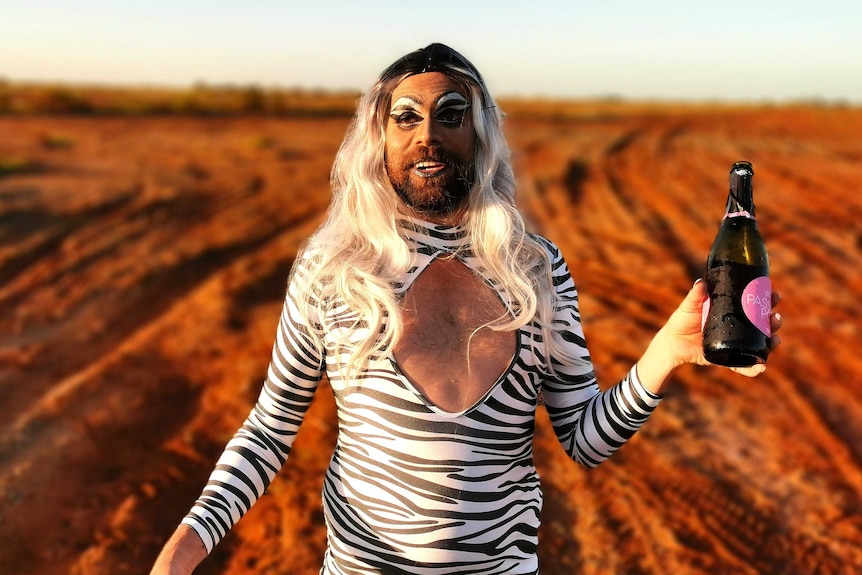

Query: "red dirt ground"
left=1, top=106, right=861, bottom=574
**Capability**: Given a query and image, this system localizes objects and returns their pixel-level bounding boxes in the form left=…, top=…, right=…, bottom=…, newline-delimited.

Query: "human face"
left=384, top=72, right=476, bottom=221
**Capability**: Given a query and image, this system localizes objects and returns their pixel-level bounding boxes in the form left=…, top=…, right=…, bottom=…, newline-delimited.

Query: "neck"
left=400, top=202, right=468, bottom=227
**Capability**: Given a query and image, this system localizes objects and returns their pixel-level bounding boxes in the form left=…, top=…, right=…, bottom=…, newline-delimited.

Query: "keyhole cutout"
left=393, top=257, right=517, bottom=413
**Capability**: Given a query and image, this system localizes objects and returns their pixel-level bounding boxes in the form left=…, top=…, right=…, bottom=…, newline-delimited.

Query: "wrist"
left=150, top=525, right=207, bottom=575
left=637, top=328, right=680, bottom=395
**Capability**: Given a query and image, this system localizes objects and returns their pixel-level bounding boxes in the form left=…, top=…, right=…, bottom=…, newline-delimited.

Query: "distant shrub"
left=0, top=78, right=10, bottom=113
left=37, top=87, right=94, bottom=114
left=251, top=135, right=277, bottom=150
left=241, top=86, right=267, bottom=114
left=0, top=81, right=361, bottom=116
left=0, top=155, right=37, bottom=177
left=41, top=134, right=76, bottom=150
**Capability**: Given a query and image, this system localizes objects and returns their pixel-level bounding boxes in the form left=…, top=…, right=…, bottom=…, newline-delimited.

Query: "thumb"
left=679, top=278, right=707, bottom=313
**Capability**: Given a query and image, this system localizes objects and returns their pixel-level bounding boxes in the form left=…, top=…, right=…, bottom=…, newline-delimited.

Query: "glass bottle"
left=702, top=161, right=771, bottom=367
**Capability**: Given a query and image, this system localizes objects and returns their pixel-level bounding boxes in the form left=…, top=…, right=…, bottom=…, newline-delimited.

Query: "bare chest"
left=393, top=258, right=516, bottom=413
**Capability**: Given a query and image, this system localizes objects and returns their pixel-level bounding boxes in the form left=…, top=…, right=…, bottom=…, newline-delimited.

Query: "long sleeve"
left=538, top=240, right=662, bottom=468
left=181, top=264, right=326, bottom=553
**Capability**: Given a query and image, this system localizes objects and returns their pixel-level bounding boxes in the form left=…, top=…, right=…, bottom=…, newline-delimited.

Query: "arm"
left=539, top=242, right=663, bottom=467
left=151, top=260, right=327, bottom=572
left=149, top=525, right=207, bottom=575
left=539, top=243, right=782, bottom=467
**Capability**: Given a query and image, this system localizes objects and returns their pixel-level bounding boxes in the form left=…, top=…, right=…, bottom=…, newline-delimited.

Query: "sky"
left=3, top=0, right=861, bottom=102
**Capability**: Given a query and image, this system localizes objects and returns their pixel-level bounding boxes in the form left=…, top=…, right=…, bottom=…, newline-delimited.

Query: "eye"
left=435, top=106, right=469, bottom=126
left=391, top=111, right=422, bottom=128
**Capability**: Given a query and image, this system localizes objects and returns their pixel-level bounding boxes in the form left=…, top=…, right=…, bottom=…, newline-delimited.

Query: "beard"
left=386, top=145, right=474, bottom=218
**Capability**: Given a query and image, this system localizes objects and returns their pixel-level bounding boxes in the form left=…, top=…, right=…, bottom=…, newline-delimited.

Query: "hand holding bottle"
left=637, top=280, right=783, bottom=395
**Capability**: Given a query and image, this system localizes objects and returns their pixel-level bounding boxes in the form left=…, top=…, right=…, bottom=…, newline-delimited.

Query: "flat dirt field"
left=1, top=103, right=861, bottom=574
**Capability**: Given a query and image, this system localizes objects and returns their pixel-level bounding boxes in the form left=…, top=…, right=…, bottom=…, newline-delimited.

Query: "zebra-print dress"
left=182, top=215, right=662, bottom=574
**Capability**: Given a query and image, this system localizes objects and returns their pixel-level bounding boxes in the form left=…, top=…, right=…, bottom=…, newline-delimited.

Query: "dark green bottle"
left=702, top=161, right=771, bottom=367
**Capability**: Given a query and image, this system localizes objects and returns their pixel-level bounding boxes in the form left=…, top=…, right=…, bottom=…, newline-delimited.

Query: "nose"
left=415, top=117, right=441, bottom=147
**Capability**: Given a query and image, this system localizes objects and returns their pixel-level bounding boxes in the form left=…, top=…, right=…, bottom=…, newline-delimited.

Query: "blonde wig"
left=292, top=44, right=581, bottom=380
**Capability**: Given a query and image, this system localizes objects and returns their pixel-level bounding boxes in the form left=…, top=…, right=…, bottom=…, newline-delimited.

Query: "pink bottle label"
left=742, top=276, right=772, bottom=336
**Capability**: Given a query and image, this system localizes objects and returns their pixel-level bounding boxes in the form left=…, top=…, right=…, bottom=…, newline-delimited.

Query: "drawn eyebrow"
left=390, top=96, right=422, bottom=113
left=436, top=91, right=469, bottom=108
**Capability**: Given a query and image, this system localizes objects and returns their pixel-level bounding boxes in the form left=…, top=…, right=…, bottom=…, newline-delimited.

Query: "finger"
left=682, top=278, right=708, bottom=311
left=771, top=291, right=781, bottom=307
left=770, top=311, right=783, bottom=333
left=731, top=363, right=767, bottom=378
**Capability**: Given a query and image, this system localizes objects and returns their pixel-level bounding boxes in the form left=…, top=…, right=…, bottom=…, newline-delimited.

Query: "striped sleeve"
left=181, top=259, right=326, bottom=552
left=538, top=240, right=662, bottom=468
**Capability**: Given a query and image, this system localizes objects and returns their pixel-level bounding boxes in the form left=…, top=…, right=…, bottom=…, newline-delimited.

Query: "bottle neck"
left=724, top=162, right=756, bottom=219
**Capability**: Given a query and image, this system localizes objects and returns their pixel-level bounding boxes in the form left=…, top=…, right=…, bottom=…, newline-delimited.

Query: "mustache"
left=405, top=145, right=462, bottom=166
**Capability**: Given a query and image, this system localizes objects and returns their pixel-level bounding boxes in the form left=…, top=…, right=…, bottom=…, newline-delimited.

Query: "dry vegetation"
left=1, top=84, right=861, bottom=575
left=0, top=81, right=361, bottom=116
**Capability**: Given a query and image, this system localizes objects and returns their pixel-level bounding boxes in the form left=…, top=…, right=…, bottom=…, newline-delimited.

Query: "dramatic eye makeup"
left=433, top=92, right=470, bottom=125
left=390, top=96, right=423, bottom=128
left=389, top=92, right=470, bottom=128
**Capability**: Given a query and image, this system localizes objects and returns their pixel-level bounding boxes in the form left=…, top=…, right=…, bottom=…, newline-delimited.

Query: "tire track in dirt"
left=0, top=190, right=137, bottom=285
left=0, top=213, right=324, bottom=575
left=0, top=182, right=320, bottom=428
left=759, top=155, right=861, bottom=283
left=1, top=116, right=340, bottom=574
left=598, top=123, right=710, bottom=280
left=654, top=468, right=853, bottom=574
